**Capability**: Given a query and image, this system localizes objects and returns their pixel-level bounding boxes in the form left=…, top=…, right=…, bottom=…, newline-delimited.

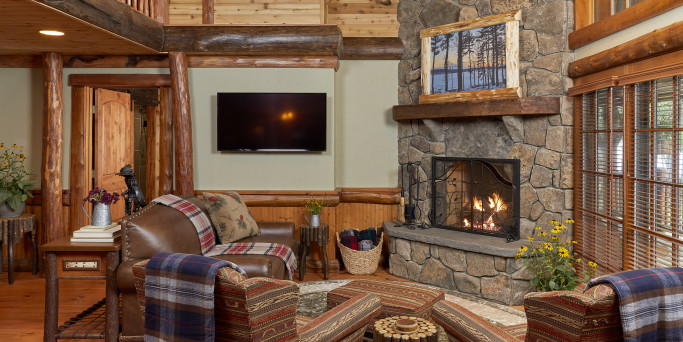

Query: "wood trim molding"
left=569, top=20, right=683, bottom=79
left=392, top=97, right=560, bottom=121
left=193, top=188, right=401, bottom=206
left=567, top=77, right=618, bottom=96
left=569, top=62, right=683, bottom=95
left=68, top=74, right=172, bottom=88
left=570, top=0, right=683, bottom=49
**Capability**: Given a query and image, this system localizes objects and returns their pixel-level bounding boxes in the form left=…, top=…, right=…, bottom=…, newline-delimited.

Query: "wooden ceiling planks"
left=0, top=0, right=160, bottom=55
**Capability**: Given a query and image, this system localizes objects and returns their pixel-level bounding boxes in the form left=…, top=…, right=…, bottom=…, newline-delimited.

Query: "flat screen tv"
left=217, top=92, right=327, bottom=152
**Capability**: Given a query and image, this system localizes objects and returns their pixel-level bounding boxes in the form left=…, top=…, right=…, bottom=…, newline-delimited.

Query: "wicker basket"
left=336, top=232, right=383, bottom=275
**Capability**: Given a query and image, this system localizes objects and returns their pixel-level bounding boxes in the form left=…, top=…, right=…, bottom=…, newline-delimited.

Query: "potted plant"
left=304, top=198, right=325, bottom=227
left=0, top=143, right=34, bottom=218
left=516, top=219, right=598, bottom=291
left=83, top=187, right=120, bottom=226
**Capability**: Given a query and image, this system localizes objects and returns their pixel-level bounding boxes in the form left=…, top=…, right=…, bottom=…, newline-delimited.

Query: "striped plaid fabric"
left=587, top=267, right=683, bottom=341
left=432, top=300, right=522, bottom=342
left=151, top=195, right=216, bottom=254
left=206, top=242, right=297, bottom=280
left=144, top=252, right=245, bottom=342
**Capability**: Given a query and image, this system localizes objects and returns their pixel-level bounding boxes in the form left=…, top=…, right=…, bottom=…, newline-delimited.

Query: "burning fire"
left=488, top=193, right=507, bottom=212
left=464, top=192, right=506, bottom=231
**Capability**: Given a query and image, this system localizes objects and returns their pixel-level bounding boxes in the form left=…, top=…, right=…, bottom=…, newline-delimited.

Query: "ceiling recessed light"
left=39, top=30, right=65, bottom=36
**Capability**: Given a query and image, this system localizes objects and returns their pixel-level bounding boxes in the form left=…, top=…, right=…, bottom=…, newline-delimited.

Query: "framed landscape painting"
left=420, top=10, right=522, bottom=104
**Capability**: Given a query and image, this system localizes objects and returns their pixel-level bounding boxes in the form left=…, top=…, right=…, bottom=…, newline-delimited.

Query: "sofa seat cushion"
left=203, top=192, right=260, bottom=243
left=326, top=279, right=444, bottom=322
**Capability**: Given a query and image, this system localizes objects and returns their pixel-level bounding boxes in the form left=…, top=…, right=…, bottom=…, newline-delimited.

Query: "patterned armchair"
left=432, top=284, right=622, bottom=342
left=132, top=260, right=382, bottom=342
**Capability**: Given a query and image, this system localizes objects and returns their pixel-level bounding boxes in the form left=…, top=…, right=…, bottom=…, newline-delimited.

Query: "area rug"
left=296, top=279, right=526, bottom=328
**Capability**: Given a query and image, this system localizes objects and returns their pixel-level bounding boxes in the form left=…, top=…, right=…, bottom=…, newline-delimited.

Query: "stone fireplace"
left=389, top=0, right=575, bottom=305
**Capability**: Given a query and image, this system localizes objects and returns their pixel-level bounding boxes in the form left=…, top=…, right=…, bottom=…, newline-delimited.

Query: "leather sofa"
left=116, top=197, right=298, bottom=339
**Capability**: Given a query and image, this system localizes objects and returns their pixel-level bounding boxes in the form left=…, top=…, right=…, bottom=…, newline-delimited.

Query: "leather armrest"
left=116, top=258, right=146, bottom=293
left=257, top=221, right=295, bottom=239
left=432, top=300, right=516, bottom=342
left=299, top=293, right=382, bottom=342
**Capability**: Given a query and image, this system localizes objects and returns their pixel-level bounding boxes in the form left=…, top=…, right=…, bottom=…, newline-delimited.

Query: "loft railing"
left=117, top=0, right=168, bottom=24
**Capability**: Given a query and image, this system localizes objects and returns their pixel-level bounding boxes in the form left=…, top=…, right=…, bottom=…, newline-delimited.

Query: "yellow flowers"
left=516, top=219, right=598, bottom=291
left=17, top=154, right=25, bottom=160
left=588, top=261, right=597, bottom=268
left=0, top=143, right=35, bottom=211
left=304, top=198, right=325, bottom=215
left=1, top=161, right=7, bottom=166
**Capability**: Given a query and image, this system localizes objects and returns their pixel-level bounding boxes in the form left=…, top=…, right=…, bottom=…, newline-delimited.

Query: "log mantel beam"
left=41, top=52, right=65, bottom=245
left=392, top=97, right=560, bottom=121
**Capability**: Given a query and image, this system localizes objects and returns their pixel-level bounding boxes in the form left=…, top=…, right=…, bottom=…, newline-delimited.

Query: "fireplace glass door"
left=432, top=157, right=520, bottom=241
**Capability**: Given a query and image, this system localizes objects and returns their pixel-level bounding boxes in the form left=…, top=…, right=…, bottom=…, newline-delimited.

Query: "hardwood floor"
left=0, top=267, right=521, bottom=341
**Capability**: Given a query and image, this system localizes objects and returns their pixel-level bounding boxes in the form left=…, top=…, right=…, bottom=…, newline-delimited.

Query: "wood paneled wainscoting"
left=1, top=190, right=70, bottom=274
left=195, top=188, right=401, bottom=273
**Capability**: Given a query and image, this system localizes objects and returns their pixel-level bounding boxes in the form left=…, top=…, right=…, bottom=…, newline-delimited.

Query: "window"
left=577, top=75, right=683, bottom=273
left=594, top=0, right=644, bottom=22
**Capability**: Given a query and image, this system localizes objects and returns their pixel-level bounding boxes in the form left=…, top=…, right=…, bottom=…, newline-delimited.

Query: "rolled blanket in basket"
left=359, top=240, right=374, bottom=251
left=341, top=235, right=358, bottom=250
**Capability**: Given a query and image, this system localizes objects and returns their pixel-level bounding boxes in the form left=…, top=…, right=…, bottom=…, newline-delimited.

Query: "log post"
left=169, top=52, right=194, bottom=196
left=42, top=52, right=65, bottom=244
left=159, top=87, right=174, bottom=195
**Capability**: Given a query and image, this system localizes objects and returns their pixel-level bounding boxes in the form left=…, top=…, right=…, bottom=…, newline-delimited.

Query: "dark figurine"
left=116, top=164, right=147, bottom=215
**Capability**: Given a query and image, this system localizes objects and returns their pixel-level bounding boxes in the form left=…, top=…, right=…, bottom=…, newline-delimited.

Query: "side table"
left=299, top=223, right=329, bottom=280
left=40, top=237, right=121, bottom=342
left=0, top=213, right=37, bottom=284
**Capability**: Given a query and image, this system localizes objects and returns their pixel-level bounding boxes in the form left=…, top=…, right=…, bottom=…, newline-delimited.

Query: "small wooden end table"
left=373, top=316, right=438, bottom=342
left=40, top=237, right=121, bottom=342
left=298, top=223, right=329, bottom=280
left=0, top=213, right=37, bottom=284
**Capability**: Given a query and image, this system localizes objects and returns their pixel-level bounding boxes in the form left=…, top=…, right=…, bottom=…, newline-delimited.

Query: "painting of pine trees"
left=429, top=23, right=507, bottom=94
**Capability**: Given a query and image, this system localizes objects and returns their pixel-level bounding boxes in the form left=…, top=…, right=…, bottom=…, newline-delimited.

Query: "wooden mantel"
left=392, top=97, right=560, bottom=121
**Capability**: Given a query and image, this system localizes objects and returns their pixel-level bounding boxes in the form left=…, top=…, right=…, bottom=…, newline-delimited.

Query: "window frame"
left=570, top=0, right=683, bottom=49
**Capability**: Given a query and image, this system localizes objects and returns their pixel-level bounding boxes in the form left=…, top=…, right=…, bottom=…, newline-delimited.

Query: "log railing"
left=117, top=0, right=168, bottom=24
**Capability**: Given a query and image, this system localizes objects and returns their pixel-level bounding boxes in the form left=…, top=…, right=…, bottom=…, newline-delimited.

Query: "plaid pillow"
left=202, top=192, right=260, bottom=243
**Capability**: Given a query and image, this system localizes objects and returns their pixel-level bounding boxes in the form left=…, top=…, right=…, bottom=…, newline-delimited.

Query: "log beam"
left=569, top=20, right=683, bottom=78
left=42, top=0, right=164, bottom=51
left=392, top=97, right=560, bottom=121
left=69, top=74, right=172, bottom=88
left=340, top=37, right=403, bottom=60
left=169, top=52, right=194, bottom=196
left=162, top=25, right=342, bottom=56
left=202, top=0, right=214, bottom=24
left=41, top=52, right=65, bottom=244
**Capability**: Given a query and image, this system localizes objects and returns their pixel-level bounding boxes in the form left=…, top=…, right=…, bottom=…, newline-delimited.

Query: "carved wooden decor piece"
left=420, top=10, right=521, bottom=104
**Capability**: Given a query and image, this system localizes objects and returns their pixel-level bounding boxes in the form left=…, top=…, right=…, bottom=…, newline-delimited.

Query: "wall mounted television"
left=217, top=92, right=327, bottom=152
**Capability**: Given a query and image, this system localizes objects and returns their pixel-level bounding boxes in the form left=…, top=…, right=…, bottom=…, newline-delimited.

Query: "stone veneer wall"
left=397, top=0, right=575, bottom=240
left=386, top=222, right=532, bottom=306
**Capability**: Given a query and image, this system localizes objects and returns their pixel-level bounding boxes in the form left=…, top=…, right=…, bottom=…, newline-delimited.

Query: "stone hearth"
left=385, top=221, right=533, bottom=306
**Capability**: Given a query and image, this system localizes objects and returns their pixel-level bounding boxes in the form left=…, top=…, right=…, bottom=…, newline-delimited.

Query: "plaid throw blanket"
left=206, top=242, right=297, bottom=280
left=144, top=252, right=246, bottom=342
left=152, top=195, right=216, bottom=254
left=587, top=267, right=683, bottom=341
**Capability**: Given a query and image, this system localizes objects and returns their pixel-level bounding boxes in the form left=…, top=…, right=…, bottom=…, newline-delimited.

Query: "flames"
left=464, top=192, right=507, bottom=231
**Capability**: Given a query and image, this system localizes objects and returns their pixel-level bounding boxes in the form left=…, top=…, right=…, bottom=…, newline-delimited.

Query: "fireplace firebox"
left=431, top=157, right=520, bottom=241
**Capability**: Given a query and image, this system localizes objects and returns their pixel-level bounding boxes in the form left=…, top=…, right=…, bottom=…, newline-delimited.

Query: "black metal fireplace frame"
left=431, top=157, right=520, bottom=242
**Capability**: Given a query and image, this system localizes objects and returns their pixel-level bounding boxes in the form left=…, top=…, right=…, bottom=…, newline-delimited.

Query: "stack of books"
left=70, top=223, right=121, bottom=243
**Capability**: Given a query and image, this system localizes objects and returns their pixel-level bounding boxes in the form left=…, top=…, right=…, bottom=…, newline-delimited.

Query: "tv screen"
left=217, top=93, right=327, bottom=152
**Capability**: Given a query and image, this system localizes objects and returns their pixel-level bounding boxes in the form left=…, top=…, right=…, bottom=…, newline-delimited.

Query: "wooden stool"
left=298, top=224, right=329, bottom=280
left=373, top=316, right=438, bottom=342
left=0, top=213, right=37, bottom=284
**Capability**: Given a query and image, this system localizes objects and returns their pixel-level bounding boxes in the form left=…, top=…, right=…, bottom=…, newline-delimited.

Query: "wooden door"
left=93, top=89, right=133, bottom=221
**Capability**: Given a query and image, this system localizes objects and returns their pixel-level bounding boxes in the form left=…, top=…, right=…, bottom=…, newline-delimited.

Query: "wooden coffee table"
left=373, top=316, right=438, bottom=341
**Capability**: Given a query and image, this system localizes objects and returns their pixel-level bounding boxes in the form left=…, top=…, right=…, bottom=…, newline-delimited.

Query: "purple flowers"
left=84, top=187, right=119, bottom=205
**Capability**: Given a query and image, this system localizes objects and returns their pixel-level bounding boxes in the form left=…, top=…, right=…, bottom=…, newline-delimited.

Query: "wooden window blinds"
left=576, top=74, right=683, bottom=274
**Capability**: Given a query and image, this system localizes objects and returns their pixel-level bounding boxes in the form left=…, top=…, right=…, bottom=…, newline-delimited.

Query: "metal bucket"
left=83, top=202, right=112, bottom=226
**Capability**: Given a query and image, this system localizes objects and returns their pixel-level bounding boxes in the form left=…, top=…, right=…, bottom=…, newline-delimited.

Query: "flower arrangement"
left=516, top=219, right=597, bottom=291
left=0, top=143, right=34, bottom=210
left=84, top=187, right=120, bottom=206
left=304, top=198, right=325, bottom=215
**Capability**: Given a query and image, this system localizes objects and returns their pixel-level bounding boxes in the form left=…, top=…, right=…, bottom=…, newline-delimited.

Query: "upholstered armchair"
left=132, top=260, right=382, bottom=342
left=432, top=284, right=622, bottom=342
